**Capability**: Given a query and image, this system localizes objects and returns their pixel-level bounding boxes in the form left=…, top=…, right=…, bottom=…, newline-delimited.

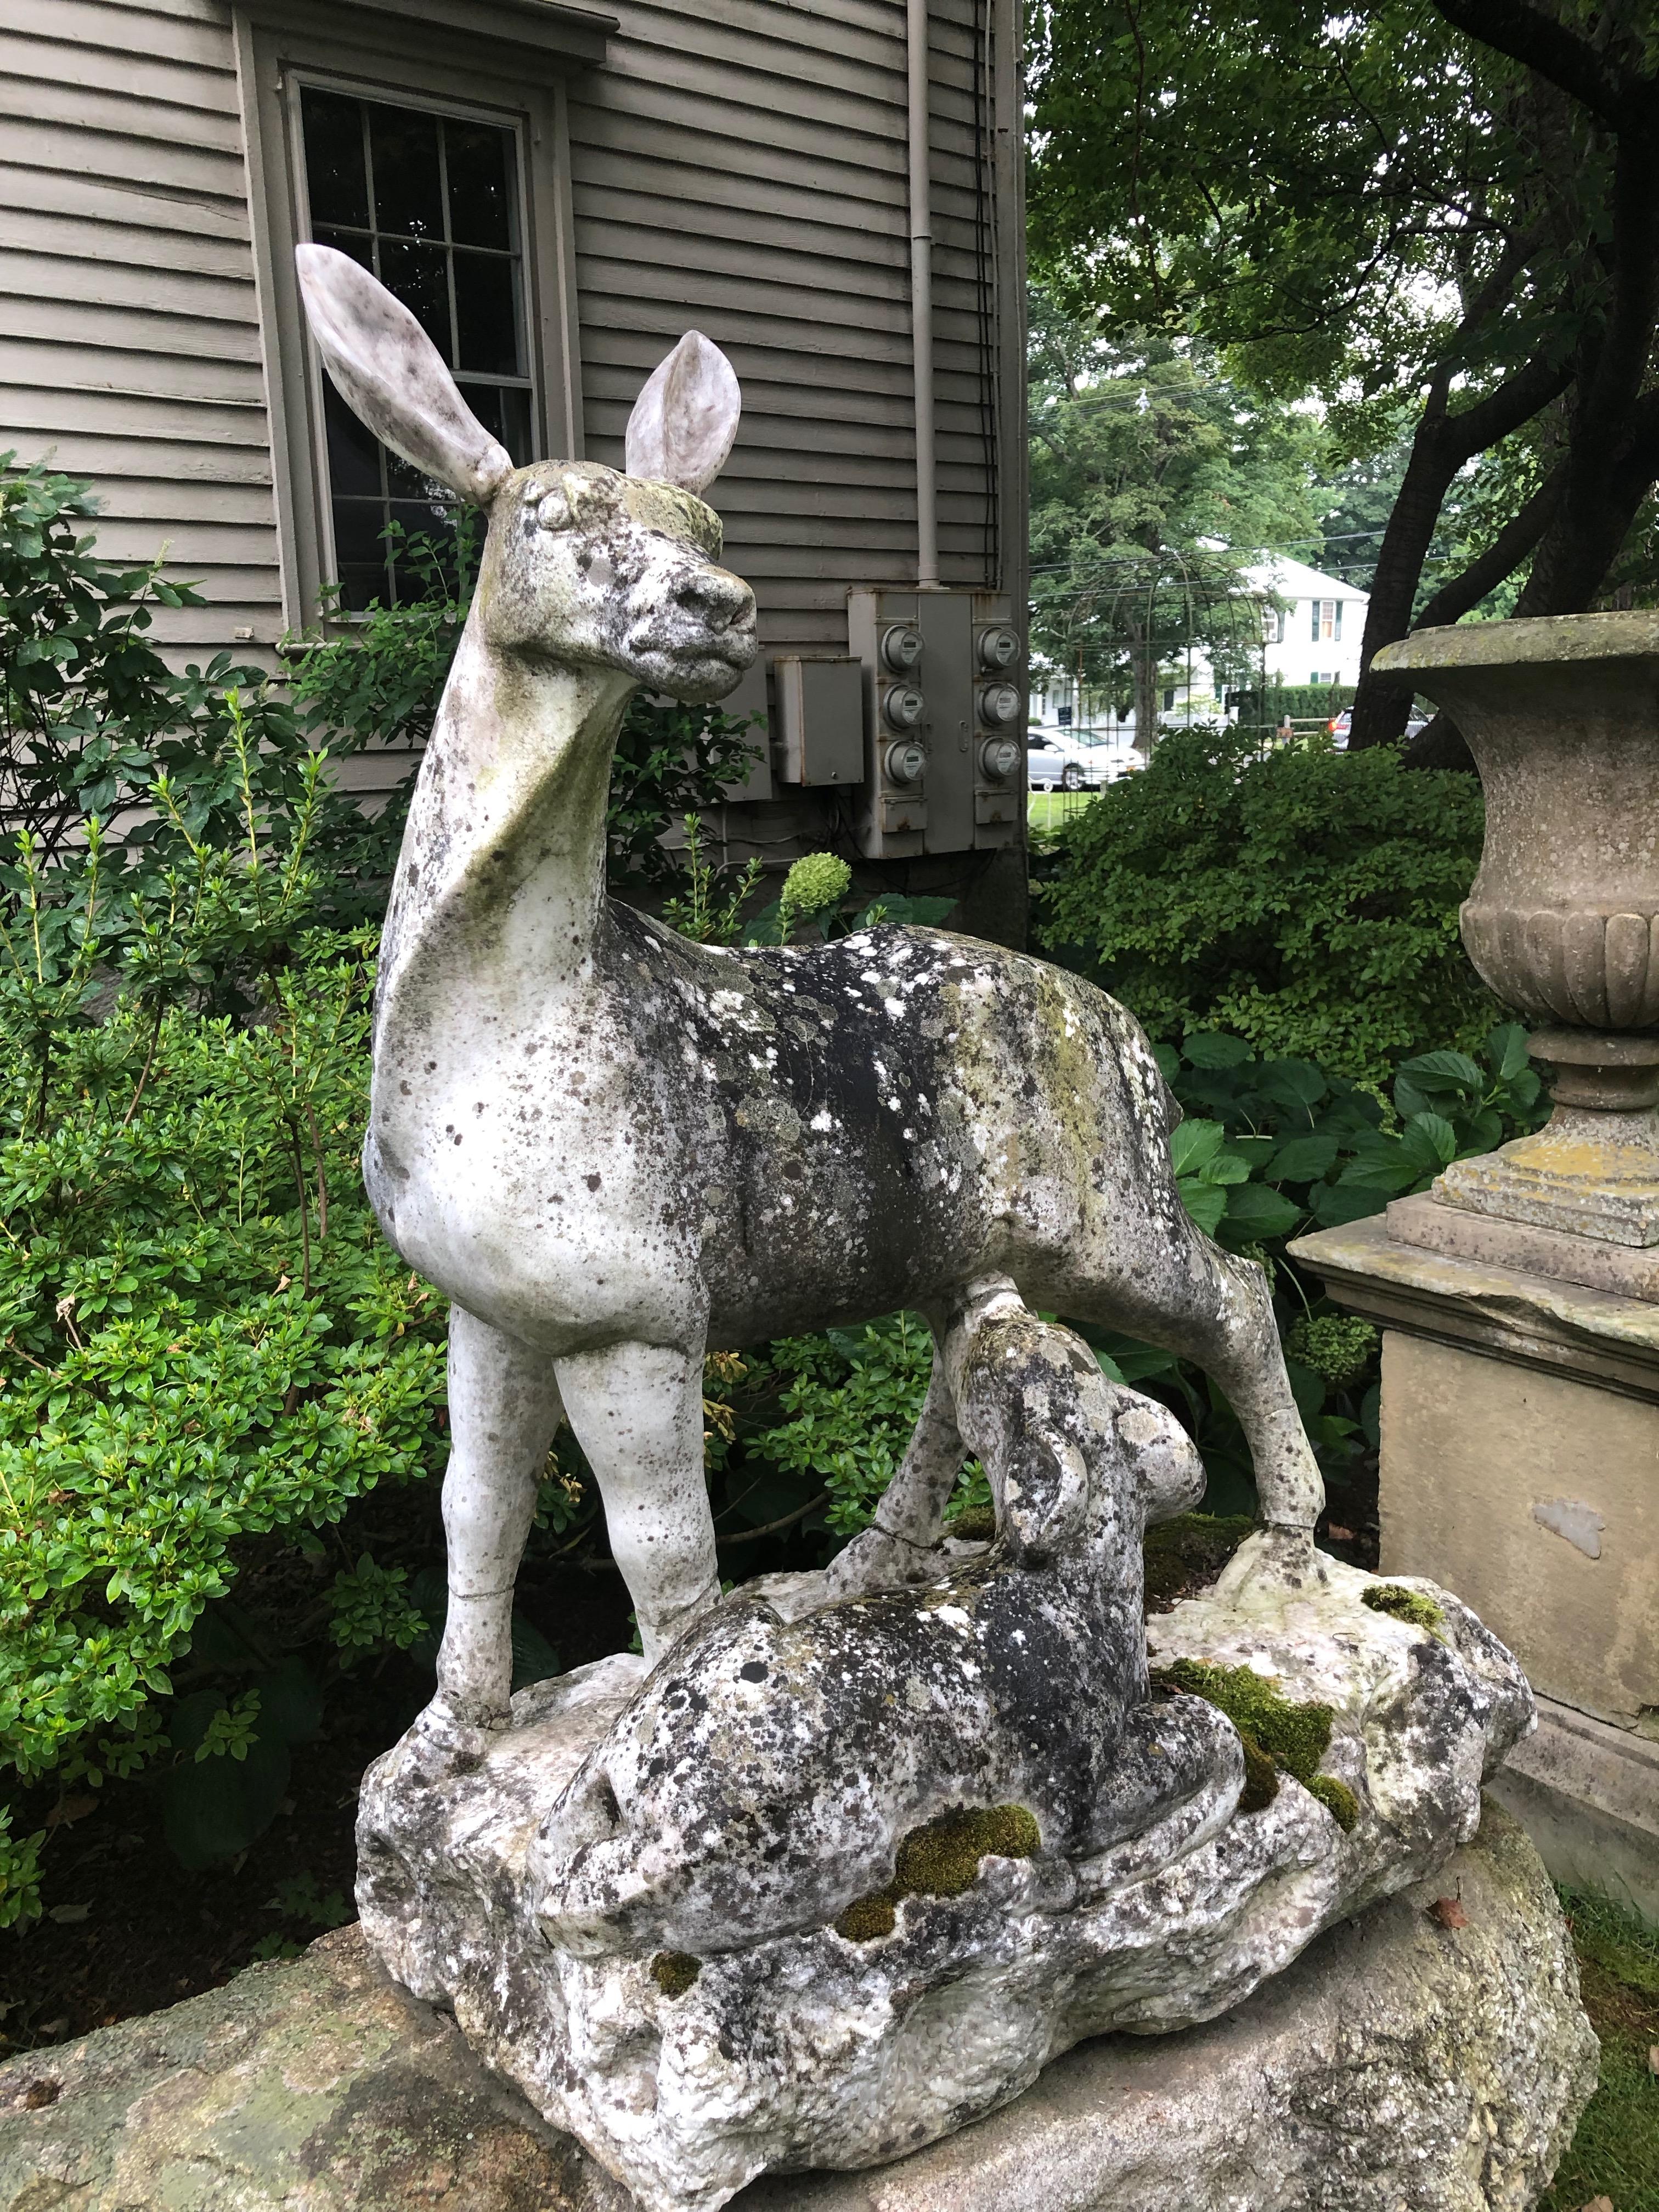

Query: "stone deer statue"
left=295, top=245, right=1323, bottom=1751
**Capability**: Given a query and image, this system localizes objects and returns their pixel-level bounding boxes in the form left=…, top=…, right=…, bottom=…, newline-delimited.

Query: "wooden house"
left=1, top=0, right=1026, bottom=923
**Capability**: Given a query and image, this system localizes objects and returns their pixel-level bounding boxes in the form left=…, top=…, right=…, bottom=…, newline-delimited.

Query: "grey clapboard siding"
left=568, top=0, right=1008, bottom=652
left=0, top=0, right=280, bottom=656
left=3, top=0, right=1014, bottom=681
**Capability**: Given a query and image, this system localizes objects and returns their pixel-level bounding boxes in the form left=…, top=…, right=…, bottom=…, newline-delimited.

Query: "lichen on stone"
left=1363, top=1583, right=1446, bottom=1636
left=834, top=1803, right=1041, bottom=1944
left=650, top=1950, right=702, bottom=1997
left=1155, top=1657, right=1358, bottom=1830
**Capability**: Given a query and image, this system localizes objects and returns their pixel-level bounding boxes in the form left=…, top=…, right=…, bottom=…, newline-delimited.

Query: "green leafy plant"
left=659, top=814, right=763, bottom=945
left=326, top=1554, right=430, bottom=1666
left=1084, top=1020, right=1543, bottom=1511
left=1037, top=725, right=1493, bottom=1085
left=0, top=919, right=448, bottom=1864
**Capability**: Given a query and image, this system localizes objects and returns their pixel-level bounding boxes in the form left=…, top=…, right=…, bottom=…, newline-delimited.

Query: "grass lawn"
left=1028, top=788, right=1099, bottom=839
left=1543, top=1887, right=1659, bottom=2210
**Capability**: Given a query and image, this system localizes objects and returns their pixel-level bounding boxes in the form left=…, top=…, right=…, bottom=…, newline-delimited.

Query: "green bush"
left=1088, top=1021, right=1545, bottom=1513
left=0, top=928, right=448, bottom=1859
left=1037, top=724, right=1494, bottom=1086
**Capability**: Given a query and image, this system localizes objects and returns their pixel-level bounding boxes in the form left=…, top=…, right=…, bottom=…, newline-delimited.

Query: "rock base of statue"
left=0, top=1805, right=1595, bottom=2212
left=357, top=1534, right=1534, bottom=2212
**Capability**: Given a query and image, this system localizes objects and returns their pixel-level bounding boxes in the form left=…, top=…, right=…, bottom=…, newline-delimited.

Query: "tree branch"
left=1412, top=461, right=1566, bottom=631
left=1442, top=342, right=1575, bottom=462
left=1427, top=0, right=1652, bottom=133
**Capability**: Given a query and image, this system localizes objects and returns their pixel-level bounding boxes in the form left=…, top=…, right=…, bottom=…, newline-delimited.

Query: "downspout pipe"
left=907, top=0, right=939, bottom=588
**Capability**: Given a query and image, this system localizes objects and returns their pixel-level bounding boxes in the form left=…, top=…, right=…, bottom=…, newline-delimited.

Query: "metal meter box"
left=848, top=588, right=1027, bottom=859
left=970, top=595, right=1024, bottom=848
left=772, top=656, right=865, bottom=786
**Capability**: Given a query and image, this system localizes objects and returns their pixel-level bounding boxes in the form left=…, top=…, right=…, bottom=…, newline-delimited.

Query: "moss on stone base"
left=1142, top=1514, right=1256, bottom=1613
left=1156, top=1657, right=1359, bottom=1831
left=834, top=1803, right=1042, bottom=1944
left=1363, top=1583, right=1446, bottom=1635
left=1307, top=1774, right=1360, bottom=1832
left=651, top=1951, right=702, bottom=1997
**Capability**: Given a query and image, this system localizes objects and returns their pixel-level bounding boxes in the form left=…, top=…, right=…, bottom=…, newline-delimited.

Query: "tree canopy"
left=1028, top=0, right=1659, bottom=763
left=1029, top=290, right=1323, bottom=736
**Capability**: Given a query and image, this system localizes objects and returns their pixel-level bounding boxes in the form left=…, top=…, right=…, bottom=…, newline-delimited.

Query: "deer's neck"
left=376, top=613, right=633, bottom=1052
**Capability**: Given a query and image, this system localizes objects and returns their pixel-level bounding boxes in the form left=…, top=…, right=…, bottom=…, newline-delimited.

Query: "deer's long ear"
left=295, top=243, right=512, bottom=507
left=624, top=331, right=740, bottom=496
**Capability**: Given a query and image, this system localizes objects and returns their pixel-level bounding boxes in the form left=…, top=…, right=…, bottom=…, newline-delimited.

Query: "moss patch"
left=1306, top=1774, right=1360, bottom=1833
left=1155, top=1657, right=1359, bottom=1831
left=650, top=1951, right=701, bottom=1998
left=1238, top=1733, right=1281, bottom=1813
left=1362, top=1583, right=1445, bottom=1635
left=950, top=1504, right=997, bottom=1542
left=1142, top=1514, right=1256, bottom=1613
left=1538, top=1887, right=1659, bottom=2212
left=834, top=1804, right=1042, bottom=1944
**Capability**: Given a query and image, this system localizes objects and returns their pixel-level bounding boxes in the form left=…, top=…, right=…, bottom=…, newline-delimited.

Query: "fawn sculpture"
left=295, top=245, right=1324, bottom=1751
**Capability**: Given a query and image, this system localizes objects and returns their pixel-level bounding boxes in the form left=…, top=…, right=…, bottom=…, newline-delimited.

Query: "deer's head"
left=295, top=244, right=757, bottom=703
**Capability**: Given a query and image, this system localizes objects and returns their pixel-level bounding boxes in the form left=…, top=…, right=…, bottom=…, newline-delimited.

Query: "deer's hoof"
left=823, top=1525, right=941, bottom=1603
left=393, top=1689, right=510, bottom=1784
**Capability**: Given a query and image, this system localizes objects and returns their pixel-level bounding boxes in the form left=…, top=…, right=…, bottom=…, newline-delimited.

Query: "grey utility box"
left=772, top=656, right=865, bottom=786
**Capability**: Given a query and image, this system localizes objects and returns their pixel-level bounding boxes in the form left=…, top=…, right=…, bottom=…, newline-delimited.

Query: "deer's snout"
left=676, top=563, right=755, bottom=634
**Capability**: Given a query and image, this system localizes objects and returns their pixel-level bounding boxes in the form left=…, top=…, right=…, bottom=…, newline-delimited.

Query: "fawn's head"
left=295, top=244, right=757, bottom=703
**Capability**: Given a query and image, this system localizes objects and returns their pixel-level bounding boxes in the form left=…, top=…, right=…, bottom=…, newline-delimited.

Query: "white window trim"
left=234, top=1, right=592, bottom=633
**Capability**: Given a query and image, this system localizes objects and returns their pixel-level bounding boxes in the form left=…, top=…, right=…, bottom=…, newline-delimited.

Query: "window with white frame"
left=296, top=86, right=538, bottom=609
left=1260, top=604, right=1286, bottom=644
left=1310, top=598, right=1342, bottom=643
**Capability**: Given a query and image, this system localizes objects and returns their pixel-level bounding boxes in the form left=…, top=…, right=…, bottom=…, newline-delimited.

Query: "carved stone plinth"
left=1293, top=1204, right=1659, bottom=1915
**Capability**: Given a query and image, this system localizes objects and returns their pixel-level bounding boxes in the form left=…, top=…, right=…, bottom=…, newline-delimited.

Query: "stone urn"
left=1373, top=612, right=1659, bottom=1245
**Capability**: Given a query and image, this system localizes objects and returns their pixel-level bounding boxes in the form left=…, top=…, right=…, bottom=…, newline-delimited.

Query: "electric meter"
left=979, top=736, right=1020, bottom=781
left=978, top=682, right=1022, bottom=727
left=881, top=625, right=924, bottom=673
left=884, top=740, right=927, bottom=785
left=976, top=625, right=1021, bottom=673
left=882, top=684, right=926, bottom=730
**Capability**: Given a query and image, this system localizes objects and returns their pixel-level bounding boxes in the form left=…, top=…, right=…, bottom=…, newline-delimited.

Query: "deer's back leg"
left=436, top=1304, right=565, bottom=1729
left=555, top=1337, right=720, bottom=1666
left=1068, top=1218, right=1323, bottom=1536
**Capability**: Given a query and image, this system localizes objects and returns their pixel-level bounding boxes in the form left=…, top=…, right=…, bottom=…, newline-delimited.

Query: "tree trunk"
left=1126, top=618, right=1159, bottom=754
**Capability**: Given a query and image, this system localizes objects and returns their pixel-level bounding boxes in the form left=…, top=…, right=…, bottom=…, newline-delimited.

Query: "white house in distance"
left=1028, top=553, right=1370, bottom=746
left=1246, top=555, right=1369, bottom=692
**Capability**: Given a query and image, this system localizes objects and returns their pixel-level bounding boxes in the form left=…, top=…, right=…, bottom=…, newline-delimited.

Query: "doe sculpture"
left=294, top=245, right=1324, bottom=1752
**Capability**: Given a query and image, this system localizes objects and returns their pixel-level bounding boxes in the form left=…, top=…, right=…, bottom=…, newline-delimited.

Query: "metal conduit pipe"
left=906, top=0, right=939, bottom=588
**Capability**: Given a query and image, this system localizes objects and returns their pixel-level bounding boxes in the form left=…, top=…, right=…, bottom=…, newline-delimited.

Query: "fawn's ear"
left=624, top=331, right=741, bottom=495
left=295, top=243, right=512, bottom=507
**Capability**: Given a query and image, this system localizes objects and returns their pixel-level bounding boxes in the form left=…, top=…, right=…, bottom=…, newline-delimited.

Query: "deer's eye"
left=535, top=488, right=572, bottom=533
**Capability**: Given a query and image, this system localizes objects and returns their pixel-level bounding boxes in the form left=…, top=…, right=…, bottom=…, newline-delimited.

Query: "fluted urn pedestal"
left=1290, top=613, right=1659, bottom=1920
left=1398, top=612, right=1659, bottom=1241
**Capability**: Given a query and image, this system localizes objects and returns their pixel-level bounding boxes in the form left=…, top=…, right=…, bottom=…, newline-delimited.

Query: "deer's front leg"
left=555, top=1339, right=719, bottom=1667
left=432, top=1305, right=563, bottom=1733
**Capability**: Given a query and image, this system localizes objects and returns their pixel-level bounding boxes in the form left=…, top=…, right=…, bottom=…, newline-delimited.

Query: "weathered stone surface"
left=291, top=244, right=1324, bottom=1741
left=0, top=1806, right=1595, bottom=2212
left=1293, top=1219, right=1659, bottom=1733
left=0, top=1921, right=623, bottom=2212
left=354, top=1299, right=1533, bottom=2212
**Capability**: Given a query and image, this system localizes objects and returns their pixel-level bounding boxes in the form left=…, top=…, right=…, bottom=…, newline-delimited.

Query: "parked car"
left=1026, top=727, right=1140, bottom=791
left=1327, top=708, right=1430, bottom=752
